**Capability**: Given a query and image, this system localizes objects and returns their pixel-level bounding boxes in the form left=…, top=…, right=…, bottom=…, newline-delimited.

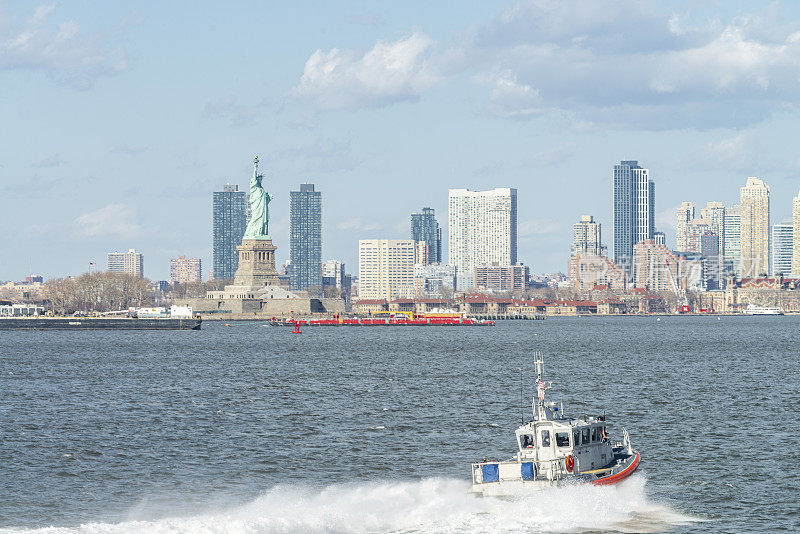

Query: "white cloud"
left=518, top=220, right=560, bottom=237
left=299, top=2, right=800, bottom=129
left=0, top=4, right=128, bottom=88
left=336, top=217, right=383, bottom=231
left=682, top=133, right=755, bottom=172
left=293, top=31, right=439, bottom=110
left=487, top=70, right=543, bottom=118
left=463, top=1, right=800, bottom=128
left=73, top=203, right=142, bottom=239
left=656, top=205, right=679, bottom=232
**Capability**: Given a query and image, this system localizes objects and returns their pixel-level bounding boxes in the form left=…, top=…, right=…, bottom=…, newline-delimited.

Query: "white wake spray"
left=0, top=475, right=698, bottom=534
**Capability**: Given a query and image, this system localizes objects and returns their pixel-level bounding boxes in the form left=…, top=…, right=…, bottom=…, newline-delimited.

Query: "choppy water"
left=1, top=316, right=798, bottom=533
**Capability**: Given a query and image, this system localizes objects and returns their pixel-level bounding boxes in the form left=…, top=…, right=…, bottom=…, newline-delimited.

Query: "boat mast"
left=533, top=352, right=550, bottom=421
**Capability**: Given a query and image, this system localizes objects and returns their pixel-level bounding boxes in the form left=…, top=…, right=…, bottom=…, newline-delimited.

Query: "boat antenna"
left=533, top=351, right=550, bottom=421
left=519, top=367, right=524, bottom=425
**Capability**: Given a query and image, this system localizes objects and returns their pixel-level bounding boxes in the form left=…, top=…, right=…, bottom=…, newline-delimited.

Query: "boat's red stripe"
left=590, top=451, right=640, bottom=486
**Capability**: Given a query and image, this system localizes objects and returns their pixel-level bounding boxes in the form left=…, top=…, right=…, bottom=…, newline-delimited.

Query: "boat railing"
left=471, top=456, right=570, bottom=485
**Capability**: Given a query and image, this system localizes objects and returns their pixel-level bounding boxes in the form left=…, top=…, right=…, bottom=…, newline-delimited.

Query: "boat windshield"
left=520, top=434, right=534, bottom=448
left=555, top=432, right=570, bottom=447
left=540, top=430, right=551, bottom=447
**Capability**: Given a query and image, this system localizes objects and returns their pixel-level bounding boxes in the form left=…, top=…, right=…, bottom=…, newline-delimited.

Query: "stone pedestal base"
left=233, top=239, right=280, bottom=287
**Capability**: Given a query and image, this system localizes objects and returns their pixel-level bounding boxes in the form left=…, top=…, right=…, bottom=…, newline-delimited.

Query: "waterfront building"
left=572, top=215, right=602, bottom=256
left=410, top=208, right=442, bottom=264
left=358, top=239, right=415, bottom=300
left=771, top=222, right=793, bottom=276
left=700, top=201, right=726, bottom=254
left=568, top=254, right=627, bottom=292
left=474, top=263, right=528, bottom=292
left=413, top=264, right=457, bottom=297
left=676, top=202, right=694, bottom=252
left=290, top=184, right=323, bottom=292
left=449, top=188, right=517, bottom=289
left=213, top=183, right=246, bottom=280
left=740, top=177, right=770, bottom=277
left=107, top=249, right=144, bottom=277
left=793, top=191, right=800, bottom=276
left=613, top=160, right=655, bottom=275
left=170, top=256, right=202, bottom=284
left=724, top=205, right=741, bottom=277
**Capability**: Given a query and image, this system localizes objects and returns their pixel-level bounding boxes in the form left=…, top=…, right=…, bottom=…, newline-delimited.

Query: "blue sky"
left=2, top=0, right=800, bottom=281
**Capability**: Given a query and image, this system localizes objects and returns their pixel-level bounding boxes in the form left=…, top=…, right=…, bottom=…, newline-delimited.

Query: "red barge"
left=270, top=311, right=494, bottom=327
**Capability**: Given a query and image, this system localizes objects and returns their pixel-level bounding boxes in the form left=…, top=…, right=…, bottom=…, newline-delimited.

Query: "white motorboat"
left=471, top=355, right=640, bottom=495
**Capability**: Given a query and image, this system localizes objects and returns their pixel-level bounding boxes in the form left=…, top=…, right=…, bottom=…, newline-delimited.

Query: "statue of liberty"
left=243, top=156, right=272, bottom=239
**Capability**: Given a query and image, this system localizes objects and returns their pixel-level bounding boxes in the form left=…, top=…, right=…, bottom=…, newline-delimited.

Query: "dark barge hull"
left=0, top=318, right=202, bottom=330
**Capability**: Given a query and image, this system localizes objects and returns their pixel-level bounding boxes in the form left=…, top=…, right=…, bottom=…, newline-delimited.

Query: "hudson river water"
left=2, top=316, right=799, bottom=533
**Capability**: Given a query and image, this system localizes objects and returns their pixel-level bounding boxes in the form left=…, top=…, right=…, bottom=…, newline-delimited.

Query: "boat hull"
left=470, top=450, right=640, bottom=495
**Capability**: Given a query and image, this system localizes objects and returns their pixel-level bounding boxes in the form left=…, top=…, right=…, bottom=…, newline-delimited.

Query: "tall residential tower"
left=613, top=160, right=655, bottom=275
left=410, top=208, right=442, bottom=264
left=289, top=183, right=323, bottom=291
left=739, top=177, right=770, bottom=277
left=771, top=223, right=793, bottom=276
left=448, top=188, right=517, bottom=289
left=107, top=249, right=144, bottom=277
left=212, top=183, right=246, bottom=280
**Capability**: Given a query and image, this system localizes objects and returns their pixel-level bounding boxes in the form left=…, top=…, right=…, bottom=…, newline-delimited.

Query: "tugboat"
left=471, top=354, right=640, bottom=495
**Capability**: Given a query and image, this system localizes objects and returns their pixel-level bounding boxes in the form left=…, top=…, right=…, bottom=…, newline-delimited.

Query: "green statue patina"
left=243, top=156, right=272, bottom=240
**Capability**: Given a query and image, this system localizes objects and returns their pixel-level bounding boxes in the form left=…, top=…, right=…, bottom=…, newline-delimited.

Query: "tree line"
left=45, top=273, right=231, bottom=314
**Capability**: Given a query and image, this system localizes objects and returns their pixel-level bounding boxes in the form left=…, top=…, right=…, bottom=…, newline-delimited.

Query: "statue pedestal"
left=232, top=239, right=280, bottom=287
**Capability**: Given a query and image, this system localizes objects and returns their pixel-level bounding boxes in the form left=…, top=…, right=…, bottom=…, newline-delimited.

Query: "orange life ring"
left=566, top=455, right=575, bottom=473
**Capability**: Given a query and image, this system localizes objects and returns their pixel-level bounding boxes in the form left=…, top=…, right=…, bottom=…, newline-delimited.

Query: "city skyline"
left=4, top=2, right=800, bottom=281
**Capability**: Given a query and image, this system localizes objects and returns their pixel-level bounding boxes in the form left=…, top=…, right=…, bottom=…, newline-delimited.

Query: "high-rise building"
left=213, top=183, right=246, bottom=280
left=686, top=218, right=712, bottom=254
left=322, top=260, right=346, bottom=289
left=700, top=201, right=726, bottom=254
left=771, top=223, right=793, bottom=276
left=448, top=188, right=518, bottom=289
left=613, top=160, right=655, bottom=275
left=107, top=249, right=144, bottom=277
left=414, top=264, right=457, bottom=297
left=475, top=263, right=528, bottom=292
left=653, top=231, right=666, bottom=246
left=724, top=205, right=741, bottom=277
left=170, top=256, right=202, bottom=284
left=358, top=239, right=415, bottom=300
left=793, top=191, right=800, bottom=276
left=290, top=184, right=323, bottom=291
left=700, top=232, right=723, bottom=290
left=572, top=215, right=602, bottom=256
left=676, top=202, right=694, bottom=253
left=632, top=240, right=679, bottom=291
left=740, top=177, right=770, bottom=277
left=410, top=208, right=442, bottom=264
left=413, top=240, right=429, bottom=266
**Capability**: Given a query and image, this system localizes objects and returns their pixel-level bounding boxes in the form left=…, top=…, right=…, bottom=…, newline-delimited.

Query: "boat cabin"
left=515, top=404, right=613, bottom=476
